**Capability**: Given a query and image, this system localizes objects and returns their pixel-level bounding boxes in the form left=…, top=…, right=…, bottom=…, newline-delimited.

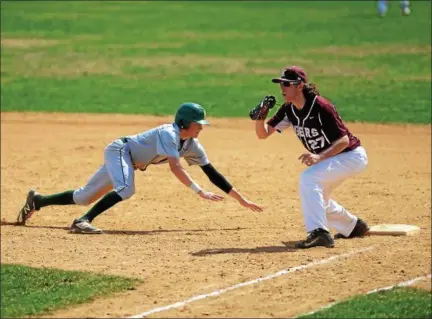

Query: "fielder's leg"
left=322, top=161, right=370, bottom=238
left=326, top=186, right=370, bottom=240
left=296, top=147, right=368, bottom=248
left=323, top=181, right=358, bottom=238
left=326, top=199, right=365, bottom=238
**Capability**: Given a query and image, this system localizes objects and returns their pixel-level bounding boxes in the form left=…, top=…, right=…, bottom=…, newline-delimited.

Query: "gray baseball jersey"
left=73, top=123, right=209, bottom=204
left=126, top=123, right=209, bottom=170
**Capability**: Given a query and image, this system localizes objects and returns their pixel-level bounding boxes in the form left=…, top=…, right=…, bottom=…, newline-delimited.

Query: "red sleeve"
left=267, top=104, right=288, bottom=129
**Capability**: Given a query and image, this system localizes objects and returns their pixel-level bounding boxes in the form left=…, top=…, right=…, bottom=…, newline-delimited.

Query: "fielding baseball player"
left=250, top=66, right=369, bottom=249
left=17, top=102, right=263, bottom=233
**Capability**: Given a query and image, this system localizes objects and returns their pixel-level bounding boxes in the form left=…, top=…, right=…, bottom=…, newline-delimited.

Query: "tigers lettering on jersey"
left=267, top=94, right=361, bottom=154
left=292, top=126, right=320, bottom=138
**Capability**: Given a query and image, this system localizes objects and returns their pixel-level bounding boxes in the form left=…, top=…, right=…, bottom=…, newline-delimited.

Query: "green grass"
left=1, top=1, right=431, bottom=123
left=0, top=263, right=139, bottom=318
left=298, top=287, right=432, bottom=318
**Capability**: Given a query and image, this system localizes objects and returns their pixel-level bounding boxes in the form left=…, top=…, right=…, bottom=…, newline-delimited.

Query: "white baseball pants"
left=299, top=146, right=368, bottom=236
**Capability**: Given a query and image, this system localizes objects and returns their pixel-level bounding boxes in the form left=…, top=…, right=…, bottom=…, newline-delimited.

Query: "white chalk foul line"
left=128, top=246, right=374, bottom=318
left=366, top=273, right=432, bottom=294
left=298, top=273, right=432, bottom=317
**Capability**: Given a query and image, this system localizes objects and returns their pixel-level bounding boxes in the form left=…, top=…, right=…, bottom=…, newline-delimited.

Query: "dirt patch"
left=5, top=53, right=122, bottom=77
left=3, top=54, right=271, bottom=77
left=4, top=52, right=371, bottom=78
left=1, top=38, right=61, bottom=49
left=121, top=55, right=247, bottom=74
left=105, top=42, right=185, bottom=50
left=405, top=74, right=432, bottom=81
left=169, top=31, right=268, bottom=40
left=307, top=44, right=432, bottom=57
left=303, top=64, right=378, bottom=77
left=1, top=112, right=431, bottom=318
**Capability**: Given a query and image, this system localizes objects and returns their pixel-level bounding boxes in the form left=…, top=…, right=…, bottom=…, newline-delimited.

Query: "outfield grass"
left=0, top=264, right=139, bottom=318
left=1, top=1, right=431, bottom=123
left=299, top=287, right=432, bottom=318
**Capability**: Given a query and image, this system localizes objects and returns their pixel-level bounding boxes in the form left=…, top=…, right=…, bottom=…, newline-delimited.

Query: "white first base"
left=367, top=224, right=421, bottom=236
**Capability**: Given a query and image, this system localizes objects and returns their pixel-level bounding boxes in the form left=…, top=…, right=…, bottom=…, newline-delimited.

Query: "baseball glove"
left=249, top=95, right=277, bottom=120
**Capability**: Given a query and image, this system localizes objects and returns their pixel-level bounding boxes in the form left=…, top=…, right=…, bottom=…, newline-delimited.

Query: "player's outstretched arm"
left=200, top=163, right=263, bottom=212
left=228, top=188, right=263, bottom=212
left=168, top=157, right=224, bottom=201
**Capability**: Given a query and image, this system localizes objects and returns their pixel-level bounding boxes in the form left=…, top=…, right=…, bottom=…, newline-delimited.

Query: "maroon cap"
left=271, top=66, right=308, bottom=84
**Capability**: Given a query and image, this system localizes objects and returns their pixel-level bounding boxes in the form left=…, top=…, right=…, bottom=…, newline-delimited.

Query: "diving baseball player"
left=17, top=102, right=263, bottom=233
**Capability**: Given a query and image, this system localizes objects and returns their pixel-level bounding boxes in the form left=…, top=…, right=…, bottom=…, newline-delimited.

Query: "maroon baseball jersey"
left=267, top=94, right=360, bottom=154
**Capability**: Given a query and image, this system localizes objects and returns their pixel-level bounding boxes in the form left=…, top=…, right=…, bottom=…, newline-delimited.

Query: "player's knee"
left=299, top=169, right=316, bottom=187
left=117, top=186, right=135, bottom=200
left=73, top=188, right=96, bottom=206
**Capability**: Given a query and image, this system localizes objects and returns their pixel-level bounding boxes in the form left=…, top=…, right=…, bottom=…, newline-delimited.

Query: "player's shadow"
left=191, top=241, right=299, bottom=256
left=1, top=222, right=249, bottom=236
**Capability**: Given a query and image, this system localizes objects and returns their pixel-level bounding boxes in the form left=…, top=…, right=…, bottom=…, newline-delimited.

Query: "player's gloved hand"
left=198, top=191, right=225, bottom=201
left=238, top=198, right=264, bottom=212
left=249, top=95, right=277, bottom=120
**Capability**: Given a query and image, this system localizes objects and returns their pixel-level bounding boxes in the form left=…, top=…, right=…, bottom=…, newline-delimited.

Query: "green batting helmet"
left=175, top=102, right=209, bottom=129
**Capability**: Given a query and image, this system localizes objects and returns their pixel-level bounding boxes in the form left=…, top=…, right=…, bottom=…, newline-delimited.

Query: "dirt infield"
left=1, top=112, right=430, bottom=318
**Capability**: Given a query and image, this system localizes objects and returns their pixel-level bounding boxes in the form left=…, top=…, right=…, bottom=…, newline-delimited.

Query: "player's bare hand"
left=239, top=198, right=264, bottom=212
left=298, top=153, right=321, bottom=166
left=198, top=191, right=225, bottom=201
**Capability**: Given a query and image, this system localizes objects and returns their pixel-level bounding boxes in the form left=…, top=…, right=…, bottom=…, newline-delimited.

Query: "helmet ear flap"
left=178, top=119, right=190, bottom=129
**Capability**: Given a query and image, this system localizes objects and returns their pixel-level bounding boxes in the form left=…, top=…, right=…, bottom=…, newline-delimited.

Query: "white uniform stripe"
left=291, top=104, right=312, bottom=151
left=302, top=96, right=318, bottom=125
left=291, top=104, right=300, bottom=124
left=321, top=129, right=331, bottom=144
left=292, top=96, right=318, bottom=152
left=303, top=137, right=312, bottom=151
left=302, top=96, right=318, bottom=151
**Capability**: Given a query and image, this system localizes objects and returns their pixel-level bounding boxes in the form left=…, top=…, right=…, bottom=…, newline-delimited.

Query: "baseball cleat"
left=70, top=219, right=103, bottom=234
left=295, top=228, right=334, bottom=249
left=16, top=189, right=38, bottom=225
left=334, top=218, right=370, bottom=239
